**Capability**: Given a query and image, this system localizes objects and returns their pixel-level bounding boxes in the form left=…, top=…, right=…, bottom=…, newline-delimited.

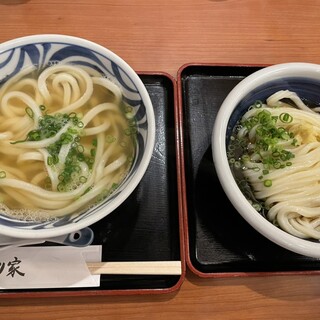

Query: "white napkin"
left=0, top=245, right=102, bottom=289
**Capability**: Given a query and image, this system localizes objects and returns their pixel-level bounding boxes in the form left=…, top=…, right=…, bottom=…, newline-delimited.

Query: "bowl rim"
left=0, top=34, right=156, bottom=239
left=212, top=62, right=320, bottom=258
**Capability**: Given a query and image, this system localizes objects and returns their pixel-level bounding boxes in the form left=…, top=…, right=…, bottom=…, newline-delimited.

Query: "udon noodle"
left=228, top=89, right=320, bottom=240
left=0, top=63, right=137, bottom=221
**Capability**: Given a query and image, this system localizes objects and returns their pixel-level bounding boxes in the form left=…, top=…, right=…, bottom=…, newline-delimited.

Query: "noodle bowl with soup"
left=227, top=89, right=320, bottom=240
left=212, top=63, right=320, bottom=258
left=0, top=35, right=155, bottom=239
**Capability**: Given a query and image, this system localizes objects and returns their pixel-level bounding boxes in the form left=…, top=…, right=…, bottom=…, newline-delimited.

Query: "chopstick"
left=87, top=261, right=182, bottom=275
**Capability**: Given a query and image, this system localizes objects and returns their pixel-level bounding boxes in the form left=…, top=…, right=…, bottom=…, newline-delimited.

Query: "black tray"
left=1, top=72, right=185, bottom=297
left=178, top=64, right=320, bottom=277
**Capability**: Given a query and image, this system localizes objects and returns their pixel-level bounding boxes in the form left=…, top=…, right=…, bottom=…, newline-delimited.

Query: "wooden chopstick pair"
left=86, top=261, right=182, bottom=275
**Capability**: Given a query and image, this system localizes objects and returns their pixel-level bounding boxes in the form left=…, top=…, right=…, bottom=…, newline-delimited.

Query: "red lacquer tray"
left=1, top=72, right=186, bottom=297
left=178, top=63, right=320, bottom=278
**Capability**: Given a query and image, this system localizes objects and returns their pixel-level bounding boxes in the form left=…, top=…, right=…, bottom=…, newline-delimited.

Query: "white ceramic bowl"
left=212, top=62, right=320, bottom=258
left=0, top=34, right=155, bottom=239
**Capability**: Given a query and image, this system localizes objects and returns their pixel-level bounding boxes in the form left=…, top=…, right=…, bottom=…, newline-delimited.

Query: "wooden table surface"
left=1, top=0, right=320, bottom=319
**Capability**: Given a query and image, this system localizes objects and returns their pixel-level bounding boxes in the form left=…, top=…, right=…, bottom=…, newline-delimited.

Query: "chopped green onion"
left=47, top=156, right=53, bottom=166
left=25, top=107, right=34, bottom=119
left=77, top=144, right=84, bottom=153
left=106, top=135, right=116, bottom=143
left=279, top=112, right=293, bottom=123
left=57, top=183, right=65, bottom=192
left=79, top=176, right=87, bottom=183
left=254, top=100, right=263, bottom=108
left=264, top=180, right=272, bottom=187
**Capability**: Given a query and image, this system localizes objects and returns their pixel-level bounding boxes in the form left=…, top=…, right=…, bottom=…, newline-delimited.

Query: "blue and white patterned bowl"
left=212, top=62, right=320, bottom=258
left=0, top=34, right=155, bottom=239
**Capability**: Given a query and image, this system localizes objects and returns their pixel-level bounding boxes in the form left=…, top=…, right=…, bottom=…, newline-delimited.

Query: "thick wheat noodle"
left=10, top=78, right=44, bottom=104
left=38, top=64, right=93, bottom=113
left=0, top=65, right=37, bottom=98
left=2, top=91, right=42, bottom=119
left=240, top=90, right=320, bottom=239
left=0, top=63, right=135, bottom=220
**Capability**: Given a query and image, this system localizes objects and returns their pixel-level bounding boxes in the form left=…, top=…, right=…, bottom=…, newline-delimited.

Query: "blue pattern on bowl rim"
left=0, top=36, right=153, bottom=234
left=227, top=77, right=320, bottom=142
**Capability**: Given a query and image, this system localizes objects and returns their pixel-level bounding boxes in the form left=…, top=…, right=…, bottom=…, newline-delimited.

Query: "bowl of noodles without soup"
left=0, top=34, right=155, bottom=239
left=212, top=62, right=320, bottom=258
